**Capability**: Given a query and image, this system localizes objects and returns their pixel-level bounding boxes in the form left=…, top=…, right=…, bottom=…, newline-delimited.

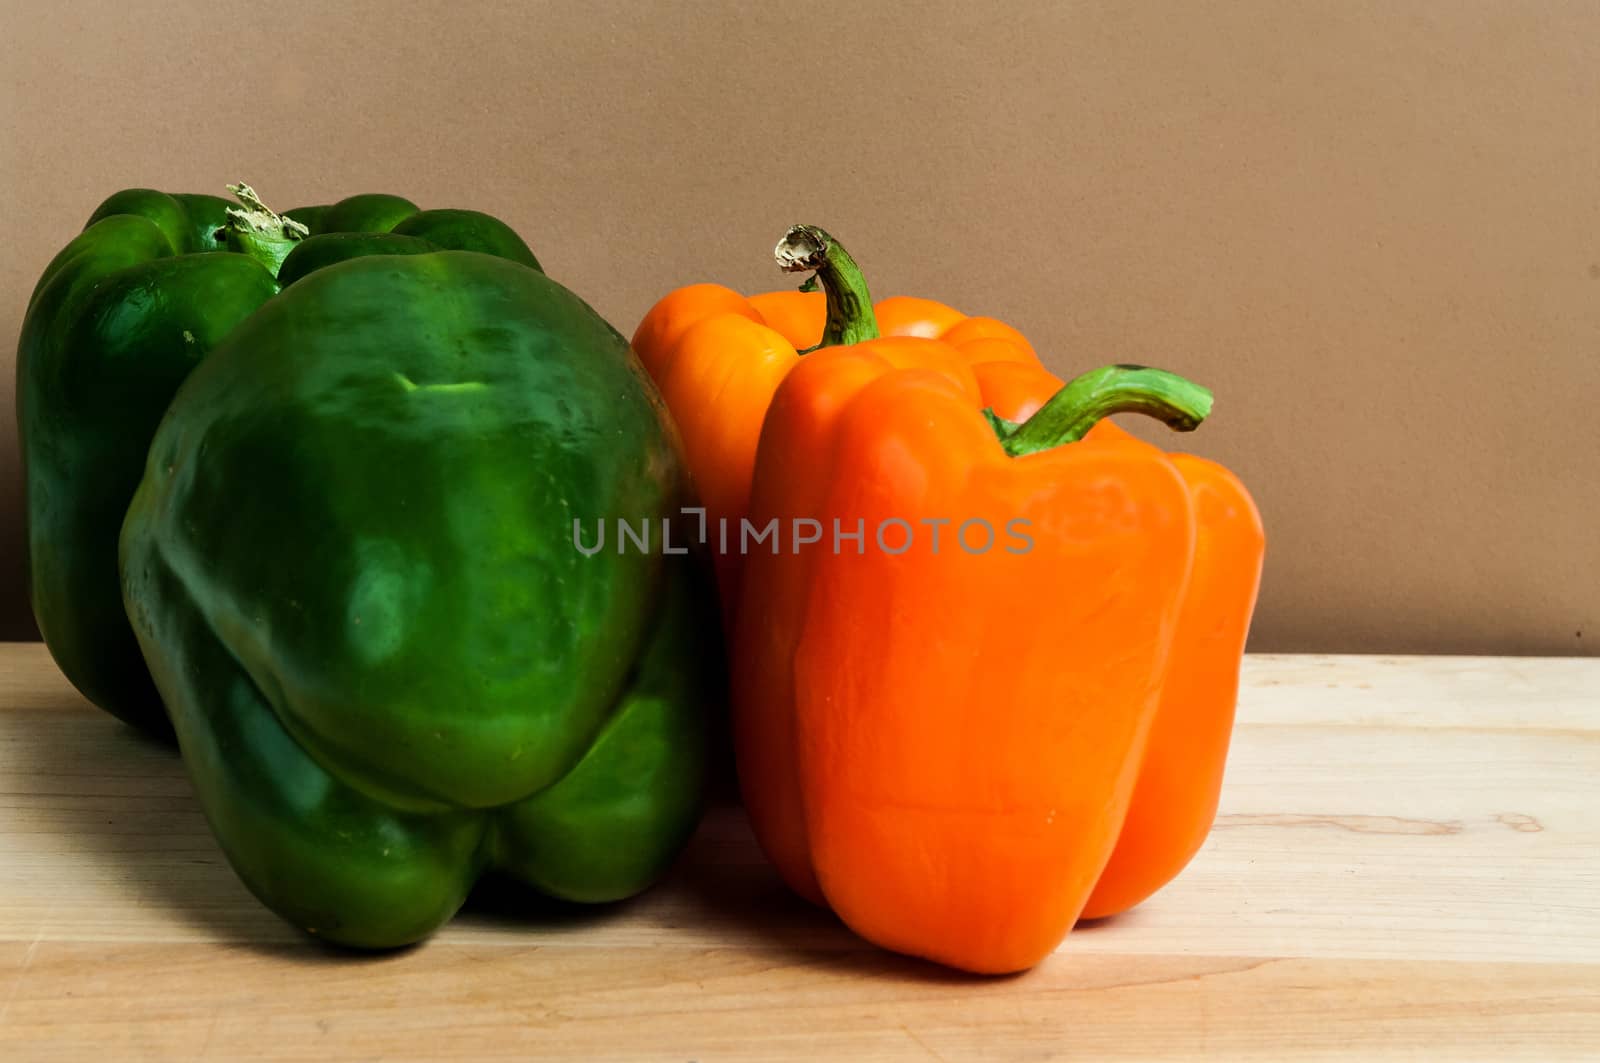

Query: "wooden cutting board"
left=1, top=644, right=1596, bottom=1060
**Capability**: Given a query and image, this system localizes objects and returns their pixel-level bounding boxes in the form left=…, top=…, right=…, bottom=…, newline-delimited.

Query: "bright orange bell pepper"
left=734, top=365, right=1210, bottom=972
left=633, top=228, right=1260, bottom=966
left=630, top=229, right=1041, bottom=618
left=722, top=229, right=1262, bottom=973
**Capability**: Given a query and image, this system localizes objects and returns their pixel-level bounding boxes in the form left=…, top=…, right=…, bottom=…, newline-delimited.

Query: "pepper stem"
left=222, top=181, right=308, bottom=276
left=774, top=225, right=880, bottom=348
left=994, top=364, right=1214, bottom=457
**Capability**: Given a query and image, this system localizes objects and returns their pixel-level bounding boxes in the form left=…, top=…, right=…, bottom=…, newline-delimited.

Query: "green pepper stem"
left=774, top=225, right=880, bottom=348
left=996, top=364, right=1213, bottom=457
left=222, top=181, right=308, bottom=277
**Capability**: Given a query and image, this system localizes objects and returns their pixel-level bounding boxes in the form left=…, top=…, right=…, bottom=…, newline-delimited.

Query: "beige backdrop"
left=2, top=1, right=1596, bottom=653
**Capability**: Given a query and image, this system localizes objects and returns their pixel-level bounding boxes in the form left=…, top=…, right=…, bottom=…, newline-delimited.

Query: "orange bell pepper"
left=630, top=229, right=1042, bottom=619
left=733, top=361, right=1210, bottom=973
left=726, top=229, right=1262, bottom=973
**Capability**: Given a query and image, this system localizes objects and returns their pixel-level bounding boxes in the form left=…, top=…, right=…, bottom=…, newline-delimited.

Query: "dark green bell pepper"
left=116, top=238, right=714, bottom=947
left=17, top=184, right=541, bottom=731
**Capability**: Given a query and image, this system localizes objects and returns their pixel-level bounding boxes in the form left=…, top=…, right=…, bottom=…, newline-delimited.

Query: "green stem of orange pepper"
left=994, top=364, right=1213, bottom=456
left=774, top=225, right=881, bottom=348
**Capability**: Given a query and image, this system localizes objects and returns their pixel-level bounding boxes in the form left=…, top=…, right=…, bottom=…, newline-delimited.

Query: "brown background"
left=2, top=1, right=1596, bottom=654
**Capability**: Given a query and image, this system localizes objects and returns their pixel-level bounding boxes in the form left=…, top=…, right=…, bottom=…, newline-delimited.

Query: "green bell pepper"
left=116, top=230, right=714, bottom=947
left=17, top=184, right=541, bottom=732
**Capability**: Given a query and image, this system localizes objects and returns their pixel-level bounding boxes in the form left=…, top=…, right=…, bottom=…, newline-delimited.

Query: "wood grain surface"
left=1, top=643, right=1596, bottom=1060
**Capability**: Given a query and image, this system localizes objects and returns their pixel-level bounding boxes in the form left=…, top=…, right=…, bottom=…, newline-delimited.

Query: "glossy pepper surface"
left=729, top=229, right=1260, bottom=973
left=16, top=184, right=541, bottom=732
left=630, top=229, right=1045, bottom=619
left=969, top=359, right=1265, bottom=921
left=117, top=236, right=715, bottom=948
